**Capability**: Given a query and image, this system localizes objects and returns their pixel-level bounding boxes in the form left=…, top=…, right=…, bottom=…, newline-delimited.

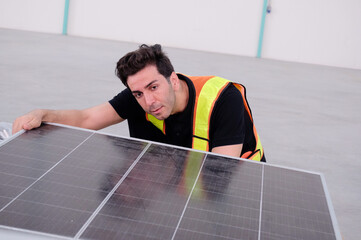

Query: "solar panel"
left=0, top=124, right=341, bottom=240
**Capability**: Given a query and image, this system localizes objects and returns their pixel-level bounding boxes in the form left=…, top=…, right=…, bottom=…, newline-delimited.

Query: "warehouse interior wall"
left=0, top=0, right=360, bottom=69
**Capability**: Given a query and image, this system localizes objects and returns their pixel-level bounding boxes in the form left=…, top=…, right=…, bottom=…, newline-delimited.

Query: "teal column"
left=62, top=0, right=70, bottom=35
left=257, top=0, right=268, bottom=58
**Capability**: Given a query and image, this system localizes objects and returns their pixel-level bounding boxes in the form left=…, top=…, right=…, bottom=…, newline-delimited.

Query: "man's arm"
left=211, top=144, right=243, bottom=158
left=12, top=102, right=123, bottom=134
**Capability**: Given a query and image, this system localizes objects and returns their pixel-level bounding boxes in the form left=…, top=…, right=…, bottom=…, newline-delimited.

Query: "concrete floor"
left=1, top=28, right=361, bottom=239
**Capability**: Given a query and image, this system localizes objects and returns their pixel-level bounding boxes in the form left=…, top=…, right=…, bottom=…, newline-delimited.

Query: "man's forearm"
left=42, top=109, right=88, bottom=127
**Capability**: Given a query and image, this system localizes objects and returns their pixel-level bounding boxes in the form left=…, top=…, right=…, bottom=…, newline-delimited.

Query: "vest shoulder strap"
left=192, top=76, right=230, bottom=151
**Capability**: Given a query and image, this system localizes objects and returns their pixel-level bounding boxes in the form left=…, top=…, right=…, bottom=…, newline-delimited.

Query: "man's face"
left=127, top=65, right=176, bottom=120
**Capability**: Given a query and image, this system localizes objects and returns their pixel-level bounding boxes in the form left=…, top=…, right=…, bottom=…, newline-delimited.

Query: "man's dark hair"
left=115, top=44, right=174, bottom=87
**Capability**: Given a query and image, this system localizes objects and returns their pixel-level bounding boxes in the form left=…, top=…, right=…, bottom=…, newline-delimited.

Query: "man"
left=12, top=44, right=265, bottom=161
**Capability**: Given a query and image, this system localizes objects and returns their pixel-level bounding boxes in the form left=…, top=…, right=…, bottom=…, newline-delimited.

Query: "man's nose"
left=144, top=93, right=155, bottom=107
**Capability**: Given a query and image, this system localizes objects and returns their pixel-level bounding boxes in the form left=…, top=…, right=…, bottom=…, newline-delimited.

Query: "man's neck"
left=173, top=79, right=189, bottom=114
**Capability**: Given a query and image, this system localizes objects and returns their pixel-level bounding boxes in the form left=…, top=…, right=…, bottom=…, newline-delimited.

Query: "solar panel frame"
left=0, top=123, right=342, bottom=240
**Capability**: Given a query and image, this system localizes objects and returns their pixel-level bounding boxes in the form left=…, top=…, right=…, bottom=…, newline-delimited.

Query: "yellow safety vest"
left=146, top=75, right=264, bottom=161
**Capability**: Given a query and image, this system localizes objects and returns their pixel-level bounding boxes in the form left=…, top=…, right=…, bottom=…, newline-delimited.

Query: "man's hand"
left=12, top=109, right=45, bottom=134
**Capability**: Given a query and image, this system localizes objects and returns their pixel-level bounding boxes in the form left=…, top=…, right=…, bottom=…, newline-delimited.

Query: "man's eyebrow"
left=131, top=90, right=142, bottom=95
left=145, top=80, right=158, bottom=89
left=131, top=80, right=158, bottom=94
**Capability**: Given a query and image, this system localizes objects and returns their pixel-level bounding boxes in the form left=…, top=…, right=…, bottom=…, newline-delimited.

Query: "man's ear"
left=170, top=72, right=179, bottom=90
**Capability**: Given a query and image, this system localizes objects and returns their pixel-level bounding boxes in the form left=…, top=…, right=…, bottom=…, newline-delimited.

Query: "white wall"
left=68, top=0, right=262, bottom=57
left=0, top=0, right=360, bottom=70
left=262, top=0, right=361, bottom=69
left=0, top=0, right=64, bottom=34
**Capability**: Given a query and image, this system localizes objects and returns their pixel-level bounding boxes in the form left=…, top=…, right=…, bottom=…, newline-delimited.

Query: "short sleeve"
left=109, top=88, right=142, bottom=119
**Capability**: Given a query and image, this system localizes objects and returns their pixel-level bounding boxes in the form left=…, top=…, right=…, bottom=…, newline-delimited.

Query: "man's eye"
left=151, top=85, right=158, bottom=90
left=134, top=93, right=142, bottom=98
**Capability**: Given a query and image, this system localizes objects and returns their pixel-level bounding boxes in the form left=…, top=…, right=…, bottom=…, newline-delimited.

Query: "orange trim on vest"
left=233, top=84, right=252, bottom=119
left=190, top=76, right=215, bottom=94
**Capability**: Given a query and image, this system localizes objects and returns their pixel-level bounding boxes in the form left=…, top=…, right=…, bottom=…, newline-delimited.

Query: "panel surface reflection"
left=0, top=124, right=92, bottom=209
left=174, top=155, right=263, bottom=240
left=0, top=131, right=146, bottom=237
left=81, top=144, right=206, bottom=240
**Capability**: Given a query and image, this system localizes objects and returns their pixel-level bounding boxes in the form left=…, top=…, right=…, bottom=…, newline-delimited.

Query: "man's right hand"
left=12, top=109, right=45, bottom=134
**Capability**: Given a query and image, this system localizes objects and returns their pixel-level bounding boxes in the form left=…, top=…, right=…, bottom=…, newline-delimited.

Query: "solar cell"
left=0, top=124, right=341, bottom=239
left=174, top=155, right=262, bottom=240
left=261, top=165, right=336, bottom=240
left=79, top=144, right=206, bottom=240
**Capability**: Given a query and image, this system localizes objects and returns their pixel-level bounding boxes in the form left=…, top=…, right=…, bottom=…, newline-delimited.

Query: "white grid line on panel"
left=171, top=154, right=207, bottom=240
left=258, top=164, right=265, bottom=240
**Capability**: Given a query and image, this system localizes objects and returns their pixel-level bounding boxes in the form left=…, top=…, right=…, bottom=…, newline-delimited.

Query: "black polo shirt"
left=109, top=74, right=256, bottom=157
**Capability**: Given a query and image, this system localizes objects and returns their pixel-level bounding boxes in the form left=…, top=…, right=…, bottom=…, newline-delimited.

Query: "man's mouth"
left=150, top=106, right=163, bottom=115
